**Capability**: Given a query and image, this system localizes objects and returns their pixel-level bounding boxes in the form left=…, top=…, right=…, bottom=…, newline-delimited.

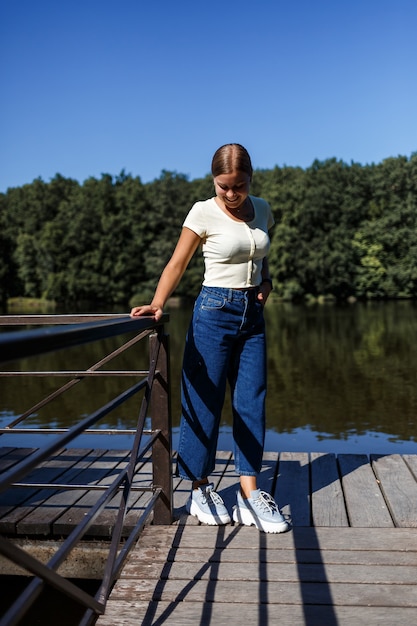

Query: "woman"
left=131, top=143, right=288, bottom=533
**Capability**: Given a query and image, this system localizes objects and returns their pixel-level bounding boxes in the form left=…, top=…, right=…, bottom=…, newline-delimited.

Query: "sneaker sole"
left=187, top=500, right=231, bottom=525
left=232, top=506, right=288, bottom=533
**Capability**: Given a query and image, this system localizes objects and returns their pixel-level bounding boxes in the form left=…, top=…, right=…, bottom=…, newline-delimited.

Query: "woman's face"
left=213, top=171, right=251, bottom=211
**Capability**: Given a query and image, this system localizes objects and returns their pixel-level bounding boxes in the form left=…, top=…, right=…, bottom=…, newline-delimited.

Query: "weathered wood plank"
left=371, top=454, right=417, bottom=527
left=0, top=447, right=36, bottom=472
left=338, top=453, right=393, bottom=527
left=310, top=453, right=349, bottom=526
left=0, top=448, right=93, bottom=532
left=135, top=524, right=417, bottom=552
left=109, top=578, right=417, bottom=606
left=403, top=453, right=417, bottom=480
left=123, top=544, right=417, bottom=566
left=0, top=447, right=17, bottom=460
left=87, top=458, right=154, bottom=535
left=121, top=560, right=417, bottom=584
left=52, top=449, right=131, bottom=535
left=15, top=449, right=109, bottom=534
left=97, top=601, right=417, bottom=626
left=276, top=452, right=310, bottom=526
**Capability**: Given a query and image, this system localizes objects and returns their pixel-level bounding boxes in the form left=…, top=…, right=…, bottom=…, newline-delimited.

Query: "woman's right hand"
left=130, top=304, right=164, bottom=321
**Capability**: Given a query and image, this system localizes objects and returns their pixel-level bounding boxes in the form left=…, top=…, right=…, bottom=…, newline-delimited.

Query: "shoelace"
left=254, top=491, right=279, bottom=514
left=204, top=486, right=224, bottom=507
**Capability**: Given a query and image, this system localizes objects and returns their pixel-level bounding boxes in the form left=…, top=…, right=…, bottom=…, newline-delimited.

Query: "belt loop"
left=228, top=288, right=233, bottom=301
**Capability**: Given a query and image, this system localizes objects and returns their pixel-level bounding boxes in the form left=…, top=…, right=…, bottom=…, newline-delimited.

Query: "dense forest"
left=1, top=153, right=416, bottom=310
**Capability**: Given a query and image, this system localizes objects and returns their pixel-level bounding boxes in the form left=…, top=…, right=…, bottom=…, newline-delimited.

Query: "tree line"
left=1, top=153, right=416, bottom=310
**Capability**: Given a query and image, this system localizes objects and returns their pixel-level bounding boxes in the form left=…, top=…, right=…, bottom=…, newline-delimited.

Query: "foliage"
left=2, top=154, right=417, bottom=308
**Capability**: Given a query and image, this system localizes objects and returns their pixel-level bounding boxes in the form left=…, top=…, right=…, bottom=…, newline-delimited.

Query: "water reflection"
left=1, top=301, right=417, bottom=454
left=264, top=301, right=417, bottom=446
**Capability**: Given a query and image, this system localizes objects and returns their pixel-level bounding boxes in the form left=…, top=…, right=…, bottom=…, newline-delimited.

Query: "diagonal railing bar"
left=2, top=327, right=152, bottom=429
left=0, top=378, right=147, bottom=494
left=4, top=377, right=91, bottom=429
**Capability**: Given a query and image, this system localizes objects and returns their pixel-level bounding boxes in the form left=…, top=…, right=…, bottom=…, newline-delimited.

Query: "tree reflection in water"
left=1, top=301, right=417, bottom=454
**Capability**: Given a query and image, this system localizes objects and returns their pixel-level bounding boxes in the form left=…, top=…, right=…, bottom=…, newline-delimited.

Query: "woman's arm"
left=130, top=227, right=202, bottom=320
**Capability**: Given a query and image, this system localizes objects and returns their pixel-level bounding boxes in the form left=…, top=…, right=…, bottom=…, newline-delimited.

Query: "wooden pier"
left=1, top=448, right=417, bottom=624
left=99, top=450, right=417, bottom=626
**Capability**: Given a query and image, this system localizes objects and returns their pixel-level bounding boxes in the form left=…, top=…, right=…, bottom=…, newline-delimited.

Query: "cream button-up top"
left=183, top=196, right=274, bottom=288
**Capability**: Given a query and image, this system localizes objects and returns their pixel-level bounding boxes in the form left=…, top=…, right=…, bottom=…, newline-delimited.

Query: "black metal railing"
left=0, top=314, right=172, bottom=626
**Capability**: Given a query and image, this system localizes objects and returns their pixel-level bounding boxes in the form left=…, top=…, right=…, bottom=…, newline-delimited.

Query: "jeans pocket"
left=201, top=293, right=226, bottom=311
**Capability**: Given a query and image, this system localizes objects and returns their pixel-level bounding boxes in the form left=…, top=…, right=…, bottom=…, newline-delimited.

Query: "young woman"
left=131, top=144, right=288, bottom=533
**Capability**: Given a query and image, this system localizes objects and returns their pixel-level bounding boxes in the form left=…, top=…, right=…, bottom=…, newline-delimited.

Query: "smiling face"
left=213, top=171, right=251, bottom=211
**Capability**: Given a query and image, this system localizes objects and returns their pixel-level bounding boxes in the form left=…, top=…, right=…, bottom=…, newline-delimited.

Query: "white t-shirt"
left=183, top=195, right=274, bottom=288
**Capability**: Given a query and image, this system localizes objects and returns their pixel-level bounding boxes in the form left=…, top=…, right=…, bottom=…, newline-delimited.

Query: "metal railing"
left=0, top=314, right=172, bottom=626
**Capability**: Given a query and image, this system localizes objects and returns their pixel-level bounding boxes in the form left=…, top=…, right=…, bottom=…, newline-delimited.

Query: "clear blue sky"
left=1, top=0, right=416, bottom=192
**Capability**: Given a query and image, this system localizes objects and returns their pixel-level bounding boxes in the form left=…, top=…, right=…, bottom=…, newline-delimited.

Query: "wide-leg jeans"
left=177, top=286, right=267, bottom=482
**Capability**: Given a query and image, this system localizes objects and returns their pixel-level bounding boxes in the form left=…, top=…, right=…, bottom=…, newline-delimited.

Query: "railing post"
left=150, top=329, right=173, bottom=524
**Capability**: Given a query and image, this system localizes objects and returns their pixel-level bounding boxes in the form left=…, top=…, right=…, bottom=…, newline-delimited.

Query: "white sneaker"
left=233, top=489, right=288, bottom=533
left=186, top=483, right=231, bottom=525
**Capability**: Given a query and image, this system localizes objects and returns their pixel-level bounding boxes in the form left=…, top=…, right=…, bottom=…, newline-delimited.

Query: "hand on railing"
left=130, top=304, right=164, bottom=321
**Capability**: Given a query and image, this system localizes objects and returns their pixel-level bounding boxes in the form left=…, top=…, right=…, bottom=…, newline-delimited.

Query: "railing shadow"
left=123, top=450, right=389, bottom=625
left=276, top=451, right=378, bottom=625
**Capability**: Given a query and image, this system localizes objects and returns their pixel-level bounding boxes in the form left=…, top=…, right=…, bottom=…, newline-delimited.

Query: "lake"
left=1, top=300, right=417, bottom=455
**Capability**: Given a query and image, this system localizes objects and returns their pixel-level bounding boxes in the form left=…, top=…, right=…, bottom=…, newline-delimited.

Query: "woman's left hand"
left=257, top=282, right=272, bottom=306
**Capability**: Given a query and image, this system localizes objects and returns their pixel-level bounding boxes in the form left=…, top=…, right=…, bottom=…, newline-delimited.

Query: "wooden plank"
left=276, top=452, right=310, bottom=526
left=371, top=454, right=417, bottom=527
left=0, top=447, right=18, bottom=460
left=403, top=454, right=417, bottom=480
left=87, top=457, right=154, bottom=536
left=338, top=454, right=393, bottom=527
left=15, top=449, right=108, bottom=534
left=109, top=578, right=417, bottom=606
left=135, top=524, right=417, bottom=552
left=310, top=453, right=349, bottom=526
left=52, top=449, right=130, bottom=536
left=121, top=559, right=417, bottom=584
left=0, top=446, right=36, bottom=472
left=123, top=544, right=417, bottom=567
left=0, top=448, right=93, bottom=532
left=97, top=601, right=417, bottom=626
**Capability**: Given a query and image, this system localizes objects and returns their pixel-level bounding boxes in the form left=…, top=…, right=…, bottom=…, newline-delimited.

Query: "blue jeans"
left=177, top=286, right=267, bottom=481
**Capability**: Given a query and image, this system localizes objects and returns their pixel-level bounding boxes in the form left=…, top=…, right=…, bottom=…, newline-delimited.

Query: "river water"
left=1, top=300, right=417, bottom=456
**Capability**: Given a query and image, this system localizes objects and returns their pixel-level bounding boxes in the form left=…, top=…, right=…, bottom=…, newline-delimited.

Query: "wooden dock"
left=1, top=449, right=417, bottom=624
left=95, top=450, right=417, bottom=625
